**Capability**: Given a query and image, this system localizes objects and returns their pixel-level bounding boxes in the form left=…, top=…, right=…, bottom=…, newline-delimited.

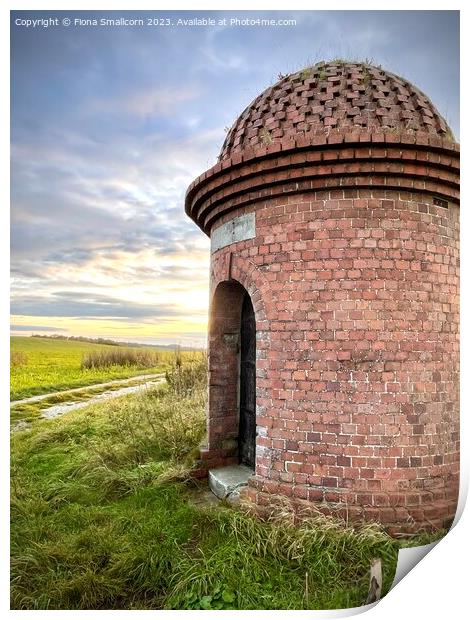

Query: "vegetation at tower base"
left=11, top=355, right=446, bottom=610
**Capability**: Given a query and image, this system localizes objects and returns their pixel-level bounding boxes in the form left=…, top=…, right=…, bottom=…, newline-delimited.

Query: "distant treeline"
left=29, top=334, right=202, bottom=351
left=31, top=334, right=122, bottom=346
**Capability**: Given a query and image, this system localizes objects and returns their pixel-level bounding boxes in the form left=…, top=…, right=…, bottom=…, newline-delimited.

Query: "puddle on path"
left=40, top=378, right=165, bottom=420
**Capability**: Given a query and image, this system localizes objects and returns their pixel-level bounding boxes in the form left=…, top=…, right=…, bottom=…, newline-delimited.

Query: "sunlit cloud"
left=11, top=315, right=208, bottom=347
left=122, top=85, right=202, bottom=118
left=10, top=324, right=68, bottom=333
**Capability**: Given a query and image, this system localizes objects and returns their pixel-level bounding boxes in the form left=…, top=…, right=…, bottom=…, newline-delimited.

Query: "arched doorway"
left=206, top=280, right=257, bottom=471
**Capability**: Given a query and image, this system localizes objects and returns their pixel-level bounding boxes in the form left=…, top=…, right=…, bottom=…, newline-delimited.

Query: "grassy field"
left=10, top=355, right=445, bottom=610
left=10, top=359, right=417, bottom=611
left=10, top=337, right=188, bottom=400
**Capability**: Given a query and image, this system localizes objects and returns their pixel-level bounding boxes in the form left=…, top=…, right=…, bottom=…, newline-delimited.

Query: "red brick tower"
left=185, top=61, right=459, bottom=533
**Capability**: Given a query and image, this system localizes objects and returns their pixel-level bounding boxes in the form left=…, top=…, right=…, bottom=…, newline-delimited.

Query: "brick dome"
left=219, top=61, right=453, bottom=160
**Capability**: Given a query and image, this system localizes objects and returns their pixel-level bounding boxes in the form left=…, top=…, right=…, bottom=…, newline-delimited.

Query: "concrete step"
left=208, top=464, right=253, bottom=501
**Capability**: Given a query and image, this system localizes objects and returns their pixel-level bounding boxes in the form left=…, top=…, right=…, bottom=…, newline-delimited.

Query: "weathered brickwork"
left=185, top=62, right=459, bottom=534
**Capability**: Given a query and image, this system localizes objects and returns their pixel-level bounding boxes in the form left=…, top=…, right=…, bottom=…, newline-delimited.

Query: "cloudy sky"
left=10, top=10, right=459, bottom=346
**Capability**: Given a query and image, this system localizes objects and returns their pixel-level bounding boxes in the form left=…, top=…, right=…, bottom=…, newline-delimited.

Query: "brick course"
left=185, top=62, right=459, bottom=534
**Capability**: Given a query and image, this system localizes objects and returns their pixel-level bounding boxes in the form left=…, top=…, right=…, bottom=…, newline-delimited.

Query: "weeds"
left=317, top=68, right=327, bottom=81
left=11, top=351, right=28, bottom=368
left=164, top=504, right=400, bottom=610
left=165, top=352, right=207, bottom=398
left=81, top=348, right=160, bottom=370
left=360, top=64, right=372, bottom=87
left=259, top=128, right=273, bottom=146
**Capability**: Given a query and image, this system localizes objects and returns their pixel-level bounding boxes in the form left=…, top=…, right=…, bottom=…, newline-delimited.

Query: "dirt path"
left=39, top=376, right=165, bottom=420
left=10, top=373, right=165, bottom=408
left=10, top=374, right=166, bottom=433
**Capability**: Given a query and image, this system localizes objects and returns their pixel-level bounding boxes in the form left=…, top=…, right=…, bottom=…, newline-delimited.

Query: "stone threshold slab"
left=208, top=464, right=253, bottom=501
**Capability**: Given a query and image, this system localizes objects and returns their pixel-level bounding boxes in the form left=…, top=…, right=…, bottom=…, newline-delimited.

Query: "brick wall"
left=200, top=187, right=459, bottom=533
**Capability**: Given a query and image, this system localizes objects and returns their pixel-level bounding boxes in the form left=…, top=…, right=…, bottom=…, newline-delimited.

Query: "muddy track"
left=10, top=373, right=165, bottom=408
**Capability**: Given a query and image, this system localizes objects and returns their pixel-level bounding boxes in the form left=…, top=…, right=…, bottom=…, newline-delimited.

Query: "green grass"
left=11, top=354, right=445, bottom=610
left=10, top=337, right=192, bottom=400
left=11, top=374, right=410, bottom=611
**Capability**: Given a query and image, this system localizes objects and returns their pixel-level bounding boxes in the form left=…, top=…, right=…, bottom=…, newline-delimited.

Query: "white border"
left=3, top=2, right=468, bottom=618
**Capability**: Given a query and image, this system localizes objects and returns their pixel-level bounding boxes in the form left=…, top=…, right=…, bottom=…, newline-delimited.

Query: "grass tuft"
left=165, top=352, right=207, bottom=398
left=11, top=351, right=28, bottom=368
left=81, top=348, right=160, bottom=370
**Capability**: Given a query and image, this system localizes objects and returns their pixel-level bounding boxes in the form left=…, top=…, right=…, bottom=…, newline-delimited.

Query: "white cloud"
left=90, top=84, right=202, bottom=119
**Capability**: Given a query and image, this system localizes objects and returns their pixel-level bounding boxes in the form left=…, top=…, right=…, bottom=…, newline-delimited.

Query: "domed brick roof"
left=219, top=61, right=453, bottom=160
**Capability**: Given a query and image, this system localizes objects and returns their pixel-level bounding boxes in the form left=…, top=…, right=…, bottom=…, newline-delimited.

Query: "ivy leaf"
left=200, top=596, right=213, bottom=609
left=222, top=589, right=236, bottom=603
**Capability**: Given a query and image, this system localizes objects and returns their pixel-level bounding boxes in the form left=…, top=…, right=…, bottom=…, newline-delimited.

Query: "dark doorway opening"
left=239, top=292, right=256, bottom=469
